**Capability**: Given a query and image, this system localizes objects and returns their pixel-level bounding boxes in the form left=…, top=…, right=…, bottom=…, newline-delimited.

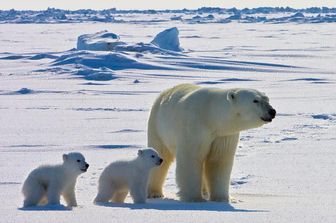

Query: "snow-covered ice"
left=0, top=7, right=336, bottom=223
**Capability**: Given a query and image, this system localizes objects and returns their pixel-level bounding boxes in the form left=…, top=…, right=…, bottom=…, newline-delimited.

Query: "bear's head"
left=137, top=148, right=163, bottom=168
left=62, top=152, right=89, bottom=174
left=227, top=88, right=276, bottom=130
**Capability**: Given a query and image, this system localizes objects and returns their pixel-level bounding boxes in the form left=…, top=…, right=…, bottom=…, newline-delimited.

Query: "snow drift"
left=0, top=26, right=300, bottom=82
left=52, top=51, right=168, bottom=71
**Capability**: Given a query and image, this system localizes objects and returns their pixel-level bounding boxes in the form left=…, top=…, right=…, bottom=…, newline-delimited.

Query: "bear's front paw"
left=180, top=196, right=206, bottom=203
left=68, top=203, right=77, bottom=207
left=47, top=201, right=61, bottom=206
left=133, top=198, right=146, bottom=204
left=148, top=191, right=164, bottom=199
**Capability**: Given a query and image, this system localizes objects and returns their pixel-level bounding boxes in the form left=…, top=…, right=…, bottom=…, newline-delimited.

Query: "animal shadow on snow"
left=95, top=198, right=267, bottom=212
left=18, top=204, right=72, bottom=211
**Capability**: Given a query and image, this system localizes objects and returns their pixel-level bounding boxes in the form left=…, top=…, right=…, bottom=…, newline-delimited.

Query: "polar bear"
left=147, top=84, right=276, bottom=202
left=94, top=148, right=163, bottom=204
left=22, top=152, right=89, bottom=207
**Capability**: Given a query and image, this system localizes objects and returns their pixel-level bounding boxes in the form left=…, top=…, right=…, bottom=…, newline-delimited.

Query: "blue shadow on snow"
left=18, top=204, right=72, bottom=211
left=95, top=198, right=268, bottom=212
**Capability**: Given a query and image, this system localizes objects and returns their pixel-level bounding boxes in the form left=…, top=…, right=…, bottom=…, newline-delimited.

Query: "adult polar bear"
left=147, top=84, right=276, bottom=202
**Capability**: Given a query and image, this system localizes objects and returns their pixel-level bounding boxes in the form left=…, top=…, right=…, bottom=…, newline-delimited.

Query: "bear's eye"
left=77, top=160, right=81, bottom=163
left=151, top=155, right=155, bottom=158
left=253, top=100, right=259, bottom=103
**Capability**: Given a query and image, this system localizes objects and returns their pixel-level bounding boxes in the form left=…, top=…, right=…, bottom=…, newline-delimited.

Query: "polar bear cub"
left=94, top=148, right=163, bottom=204
left=22, top=152, right=89, bottom=207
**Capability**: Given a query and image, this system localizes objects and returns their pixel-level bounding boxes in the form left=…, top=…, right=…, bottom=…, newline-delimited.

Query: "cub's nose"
left=85, top=163, right=89, bottom=168
left=269, top=109, right=276, bottom=118
left=159, top=158, right=163, bottom=163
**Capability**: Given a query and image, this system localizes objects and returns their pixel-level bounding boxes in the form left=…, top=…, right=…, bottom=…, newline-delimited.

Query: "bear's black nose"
left=159, top=159, right=163, bottom=163
left=86, top=164, right=89, bottom=168
left=269, top=109, right=276, bottom=118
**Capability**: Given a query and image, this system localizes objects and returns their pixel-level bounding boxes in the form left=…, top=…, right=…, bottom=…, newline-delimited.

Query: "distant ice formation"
left=150, top=27, right=182, bottom=52
left=77, top=28, right=183, bottom=53
left=77, top=30, right=123, bottom=51
left=0, top=7, right=335, bottom=24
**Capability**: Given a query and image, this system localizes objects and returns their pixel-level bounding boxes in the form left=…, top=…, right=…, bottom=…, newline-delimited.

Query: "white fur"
left=94, top=148, right=162, bottom=204
left=22, top=152, right=89, bottom=207
left=147, top=84, right=275, bottom=202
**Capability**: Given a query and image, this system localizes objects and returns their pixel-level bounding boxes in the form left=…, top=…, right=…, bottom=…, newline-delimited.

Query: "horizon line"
left=1, top=6, right=336, bottom=11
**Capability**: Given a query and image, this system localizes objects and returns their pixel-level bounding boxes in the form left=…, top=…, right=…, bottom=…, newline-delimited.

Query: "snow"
left=14, top=88, right=34, bottom=94
left=0, top=8, right=336, bottom=223
left=76, top=68, right=118, bottom=81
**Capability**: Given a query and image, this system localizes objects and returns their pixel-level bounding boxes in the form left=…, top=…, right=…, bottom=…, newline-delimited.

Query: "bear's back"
left=158, top=84, right=200, bottom=105
left=27, top=164, right=63, bottom=185
left=101, top=161, right=136, bottom=183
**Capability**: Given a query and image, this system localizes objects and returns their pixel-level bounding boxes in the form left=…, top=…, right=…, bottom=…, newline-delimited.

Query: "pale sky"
left=0, top=0, right=335, bottom=10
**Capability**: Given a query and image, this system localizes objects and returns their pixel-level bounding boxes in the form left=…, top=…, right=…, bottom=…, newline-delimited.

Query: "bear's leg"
left=130, top=182, right=147, bottom=204
left=63, top=184, right=77, bottom=207
left=22, top=178, right=45, bottom=207
left=94, top=181, right=115, bottom=203
left=46, top=182, right=61, bottom=205
left=205, top=135, right=239, bottom=202
left=39, top=196, right=48, bottom=205
left=148, top=142, right=174, bottom=198
left=112, top=189, right=128, bottom=203
left=201, top=165, right=209, bottom=199
left=175, top=142, right=209, bottom=202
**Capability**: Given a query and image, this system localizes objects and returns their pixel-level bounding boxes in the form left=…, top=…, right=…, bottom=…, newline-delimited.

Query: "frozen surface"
left=0, top=11, right=336, bottom=223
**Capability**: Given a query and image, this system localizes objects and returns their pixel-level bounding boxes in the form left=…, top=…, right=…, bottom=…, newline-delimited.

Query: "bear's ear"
left=227, top=91, right=236, bottom=102
left=137, top=150, right=143, bottom=156
left=63, top=154, right=68, bottom=162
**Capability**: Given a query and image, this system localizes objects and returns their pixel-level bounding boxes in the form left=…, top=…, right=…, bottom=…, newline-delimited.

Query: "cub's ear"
left=227, top=91, right=236, bottom=102
left=63, top=154, right=68, bottom=162
left=137, top=150, right=143, bottom=156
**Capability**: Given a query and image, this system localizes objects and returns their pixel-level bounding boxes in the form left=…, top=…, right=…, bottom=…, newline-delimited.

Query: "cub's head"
left=227, top=88, right=276, bottom=130
left=62, top=152, right=89, bottom=174
left=137, top=148, right=163, bottom=168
